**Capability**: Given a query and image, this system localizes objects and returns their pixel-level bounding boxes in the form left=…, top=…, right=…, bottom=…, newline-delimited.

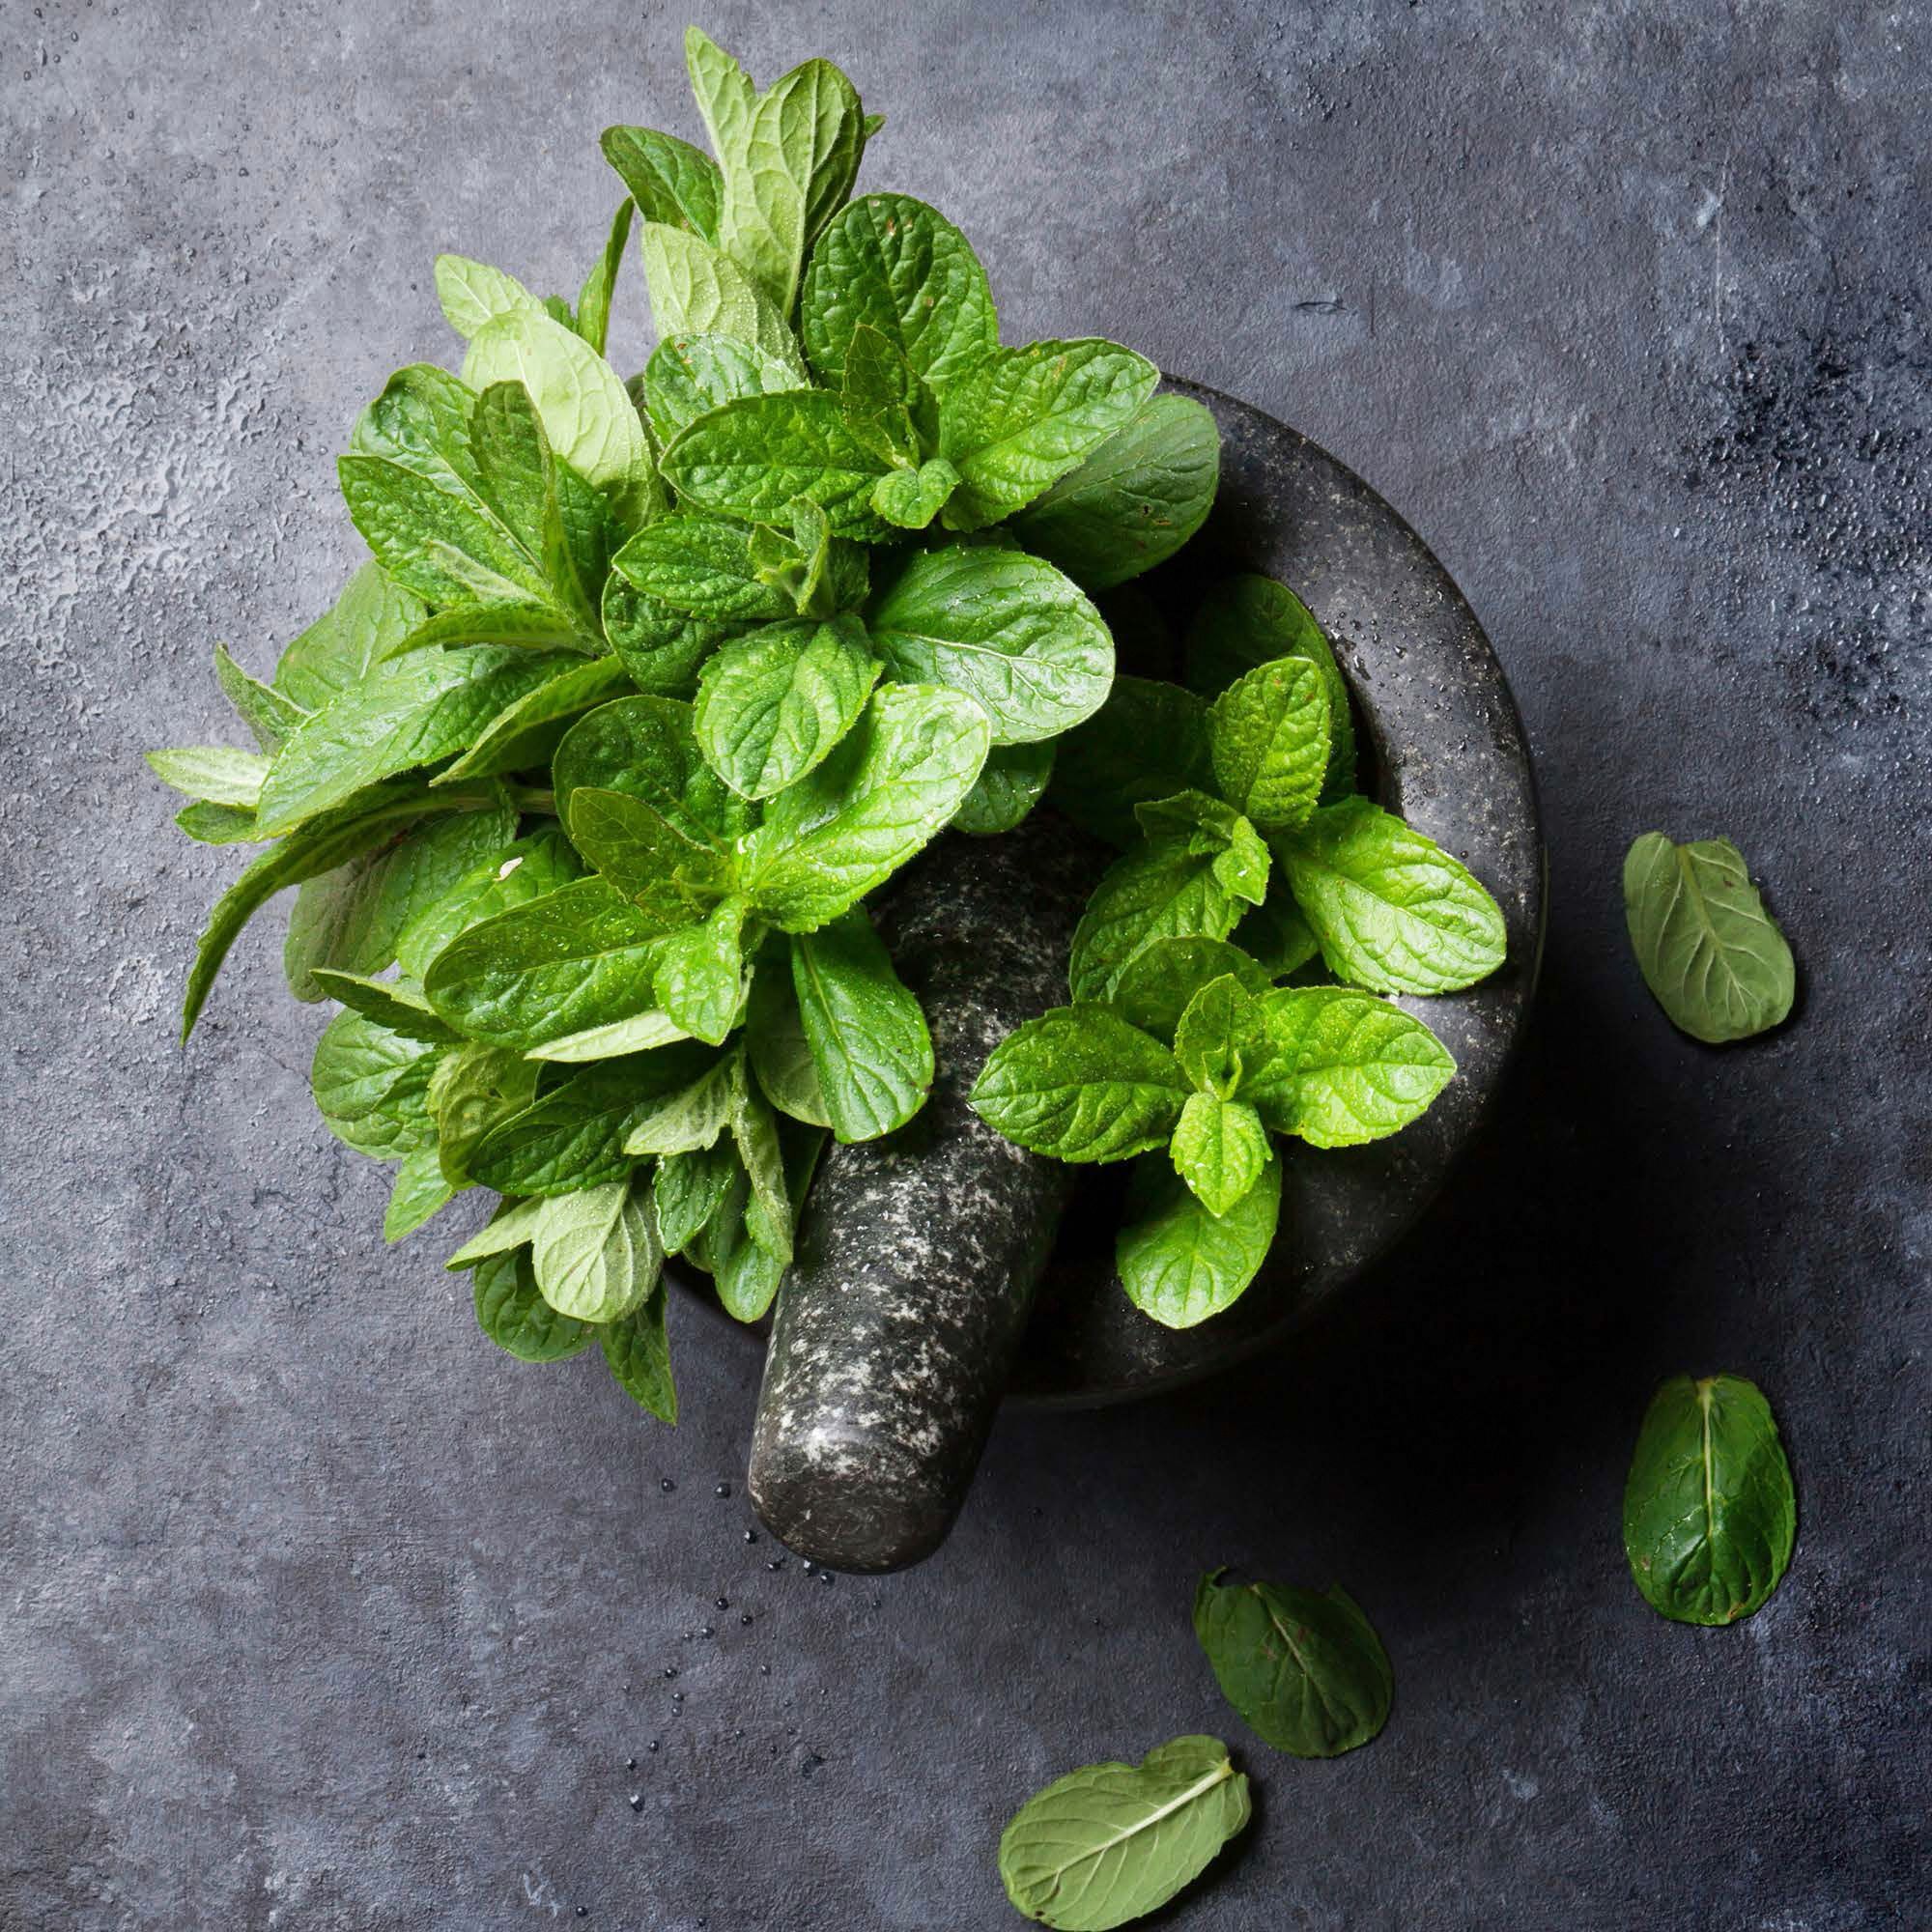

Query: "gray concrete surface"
left=3, top=2, right=1927, bottom=1926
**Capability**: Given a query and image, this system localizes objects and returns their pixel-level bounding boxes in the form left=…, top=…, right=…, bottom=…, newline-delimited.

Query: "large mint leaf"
left=396, top=824, right=584, bottom=979
left=601, top=1288, right=678, bottom=1420
left=1275, top=796, right=1507, bottom=995
left=309, top=1009, right=441, bottom=1160
left=801, top=194, right=997, bottom=393
left=612, top=514, right=796, bottom=624
left=938, top=338, right=1159, bottom=530
left=462, top=306, right=658, bottom=521
left=433, top=252, right=543, bottom=339
left=603, top=570, right=734, bottom=696
left=1193, top=1575, right=1394, bottom=1758
left=567, top=786, right=735, bottom=926
left=649, top=897, right=750, bottom=1045
left=1623, top=833, right=1795, bottom=1044
left=740, top=684, right=989, bottom=932
left=273, top=561, right=429, bottom=713
left=637, top=223, right=801, bottom=370
left=1117, top=1151, right=1281, bottom=1330
left=685, top=27, right=757, bottom=168
left=969, top=1004, right=1189, bottom=1163
left=1009, top=393, right=1221, bottom=591
left=1186, top=574, right=1356, bottom=801
left=433, top=654, right=636, bottom=785
left=284, top=789, right=517, bottom=1000
left=1169, top=1092, right=1271, bottom=1217
left=253, top=646, right=572, bottom=835
left=1051, top=675, right=1215, bottom=847
left=1623, top=1374, right=1797, bottom=1626
left=422, top=876, right=680, bottom=1051
left=599, top=126, right=723, bottom=239
left=1208, top=657, right=1330, bottom=834
left=695, top=615, right=879, bottom=801
left=998, top=1736, right=1250, bottom=1932
left=1068, top=838, right=1250, bottom=1003
left=1240, top=986, right=1455, bottom=1148
left=554, top=694, right=753, bottom=851
left=660, top=389, right=897, bottom=538
left=867, top=546, right=1113, bottom=746
left=643, top=331, right=805, bottom=445
left=472, top=1248, right=594, bottom=1363
left=791, top=908, right=933, bottom=1143
left=530, top=1175, right=661, bottom=1321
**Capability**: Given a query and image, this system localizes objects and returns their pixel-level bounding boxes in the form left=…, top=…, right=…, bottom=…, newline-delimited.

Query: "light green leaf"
left=1208, top=656, right=1330, bottom=833
left=553, top=692, right=755, bottom=849
left=938, top=338, right=1159, bottom=530
left=1623, top=834, right=1795, bottom=1044
left=791, top=908, right=933, bottom=1142
left=641, top=331, right=806, bottom=445
left=472, top=1247, right=594, bottom=1362
left=434, top=252, right=543, bottom=339
left=174, top=800, right=264, bottom=845
left=952, top=739, right=1054, bottom=837
left=727, top=1062, right=793, bottom=1263
left=1009, top=393, right=1220, bottom=591
left=801, top=194, right=997, bottom=393
left=1135, top=792, right=1270, bottom=907
left=601, top=1288, right=678, bottom=1421
left=567, top=785, right=734, bottom=925
left=526, top=1009, right=689, bottom=1065
left=429, top=1040, right=541, bottom=1186
left=637, top=223, right=801, bottom=370
left=999, top=1735, right=1250, bottom=1932
left=384, top=1140, right=459, bottom=1242
left=1117, top=1151, right=1280, bottom=1329
left=1193, top=1574, right=1394, bottom=1758
left=274, top=562, right=430, bottom=714
left=573, top=199, right=635, bottom=357
left=254, top=646, right=572, bottom=835
left=600, top=125, right=722, bottom=239
left=309, top=970, right=458, bottom=1044
left=1067, top=839, right=1249, bottom=1004
left=432, top=653, right=636, bottom=786
left=396, top=825, right=584, bottom=980
left=870, top=457, right=958, bottom=530
left=1169, top=1093, right=1270, bottom=1217
left=1624, top=1373, right=1797, bottom=1626
left=867, top=546, right=1113, bottom=746
left=1275, top=797, right=1507, bottom=995
left=1240, top=987, right=1456, bottom=1148
left=145, top=746, right=269, bottom=808
left=422, top=875, right=678, bottom=1051
left=1051, top=676, right=1215, bottom=848
left=611, top=513, right=796, bottom=624
left=1172, top=973, right=1270, bottom=1097
left=685, top=27, right=758, bottom=169
left=651, top=896, right=750, bottom=1044
left=695, top=614, right=879, bottom=799
left=1109, top=936, right=1273, bottom=1043
left=1186, top=574, right=1355, bottom=801
left=445, top=1195, right=543, bottom=1269
left=740, top=684, right=990, bottom=932
left=622, top=1050, right=738, bottom=1157
left=531, top=1174, right=661, bottom=1321
left=309, top=1009, right=441, bottom=1160
left=970, top=1005, right=1189, bottom=1163
left=213, top=643, right=308, bottom=752
left=661, top=388, right=895, bottom=538
left=744, top=947, right=833, bottom=1127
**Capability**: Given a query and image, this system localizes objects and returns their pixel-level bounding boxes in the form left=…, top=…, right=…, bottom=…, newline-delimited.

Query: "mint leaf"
left=652, top=1140, right=738, bottom=1253
left=525, top=1009, right=690, bottom=1065
left=431, top=654, right=636, bottom=786
left=1623, top=1373, right=1797, bottom=1626
left=396, top=825, right=584, bottom=980
left=998, top=1735, right=1250, bottom=1932
left=695, top=615, right=880, bottom=800
left=651, top=896, right=750, bottom=1044
left=554, top=694, right=753, bottom=851
left=1110, top=936, right=1273, bottom=1043
left=1170, top=1093, right=1271, bottom=1217
left=969, top=1005, right=1189, bottom=1163
left=938, top=338, right=1159, bottom=530
left=285, top=793, right=516, bottom=1000
left=422, top=876, right=678, bottom=1051
left=1117, top=1151, right=1280, bottom=1329
left=1623, top=833, right=1795, bottom=1044
left=1275, top=797, right=1507, bottom=995
left=637, top=222, right=801, bottom=370
left=434, top=252, right=543, bottom=338
left=310, top=1009, right=440, bottom=1160
left=867, top=546, right=1113, bottom=746
left=622, top=1050, right=738, bottom=1157
left=740, top=685, right=990, bottom=931
left=253, top=646, right=572, bottom=835
left=612, top=514, right=797, bottom=624
left=684, top=27, right=757, bottom=177
left=661, top=389, right=896, bottom=538
left=743, top=946, right=833, bottom=1127
left=870, top=457, right=958, bottom=530
left=600, top=125, right=723, bottom=239
left=1241, top=986, right=1456, bottom=1148
left=273, top=561, right=428, bottom=713
left=603, top=570, right=736, bottom=696
left=1068, top=838, right=1250, bottom=1004
left=641, top=331, right=805, bottom=445
left=727, top=1060, right=793, bottom=1264
left=174, top=801, right=264, bottom=845
left=1135, top=791, right=1270, bottom=907
left=573, top=199, right=635, bottom=357
left=145, top=746, right=268, bottom=808
left=601, top=1288, right=678, bottom=1421
left=310, top=971, right=458, bottom=1045
left=384, top=1140, right=459, bottom=1242
left=952, top=739, right=1054, bottom=837
left=530, top=1173, right=661, bottom=1321
left=791, top=908, right=933, bottom=1142
left=213, top=643, right=307, bottom=752
left=1193, top=1575, right=1394, bottom=1759
left=429, top=1040, right=541, bottom=1186
left=1008, top=392, right=1220, bottom=591
left=1208, top=657, right=1330, bottom=833
left=444, top=1195, right=542, bottom=1268
left=1187, top=574, right=1356, bottom=801
left=801, top=193, right=997, bottom=393
left=1051, top=675, right=1215, bottom=847
left=463, top=310, right=658, bottom=523
left=471, top=1248, right=593, bottom=1362
left=1172, top=971, right=1269, bottom=1097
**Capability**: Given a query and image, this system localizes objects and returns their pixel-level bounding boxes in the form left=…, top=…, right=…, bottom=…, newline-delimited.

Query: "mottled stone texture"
left=750, top=821, right=1090, bottom=1572
left=3, top=4, right=1928, bottom=1929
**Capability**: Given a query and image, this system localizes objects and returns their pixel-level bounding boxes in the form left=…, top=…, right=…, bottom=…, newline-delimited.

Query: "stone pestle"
left=747, top=813, right=1098, bottom=1573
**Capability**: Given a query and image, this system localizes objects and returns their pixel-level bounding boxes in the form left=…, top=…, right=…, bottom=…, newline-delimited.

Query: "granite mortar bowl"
left=679, top=380, right=1545, bottom=1469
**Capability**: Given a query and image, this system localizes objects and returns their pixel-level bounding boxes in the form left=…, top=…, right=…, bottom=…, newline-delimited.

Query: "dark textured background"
left=4, top=2, right=1927, bottom=1926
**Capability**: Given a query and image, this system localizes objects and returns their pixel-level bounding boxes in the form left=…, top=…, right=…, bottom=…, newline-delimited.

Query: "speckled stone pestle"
left=747, top=814, right=1099, bottom=1573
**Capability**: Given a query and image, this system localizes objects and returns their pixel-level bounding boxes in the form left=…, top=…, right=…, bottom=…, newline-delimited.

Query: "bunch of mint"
left=147, top=30, right=1222, bottom=1421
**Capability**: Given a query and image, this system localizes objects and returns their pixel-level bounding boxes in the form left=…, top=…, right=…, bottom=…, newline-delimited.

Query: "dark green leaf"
left=600, top=125, right=723, bottom=239
left=652, top=1140, right=739, bottom=1253
left=554, top=693, right=754, bottom=849
left=791, top=908, right=933, bottom=1142
left=428, top=1040, right=541, bottom=1185
left=1208, top=657, right=1329, bottom=833
left=395, top=825, right=585, bottom=980
left=1109, top=936, right=1273, bottom=1043
left=431, top=654, right=637, bottom=786
left=694, top=615, right=880, bottom=799
left=309, top=1009, right=441, bottom=1159
left=642, top=330, right=805, bottom=445
left=601, top=1287, right=678, bottom=1421
left=952, top=739, right=1054, bottom=837
left=472, top=1247, right=595, bottom=1362
left=309, top=970, right=459, bottom=1044
left=573, top=199, right=636, bottom=357
left=566, top=785, right=734, bottom=924
left=1051, top=676, right=1215, bottom=848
